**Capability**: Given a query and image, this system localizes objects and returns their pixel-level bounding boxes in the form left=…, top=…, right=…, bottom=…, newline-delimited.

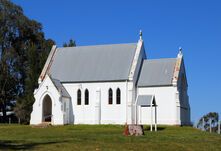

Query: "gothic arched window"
left=116, top=88, right=121, bottom=104
left=77, top=89, right=81, bottom=105
left=85, top=89, right=89, bottom=105
left=108, top=88, right=113, bottom=104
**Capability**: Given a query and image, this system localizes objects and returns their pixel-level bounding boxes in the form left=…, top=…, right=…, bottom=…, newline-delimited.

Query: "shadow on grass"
left=0, top=140, right=68, bottom=150
left=143, top=126, right=166, bottom=131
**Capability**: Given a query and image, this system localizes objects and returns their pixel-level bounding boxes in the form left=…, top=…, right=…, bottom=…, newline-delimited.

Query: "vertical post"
left=95, top=88, right=101, bottom=124
left=150, top=104, right=153, bottom=132
left=9, top=117, right=11, bottom=124
left=209, top=119, right=212, bottom=133
left=135, top=104, right=137, bottom=125
left=218, top=121, right=220, bottom=134
left=202, top=118, right=205, bottom=131
left=155, top=105, right=157, bottom=131
left=134, top=96, right=138, bottom=125
left=139, top=106, right=142, bottom=124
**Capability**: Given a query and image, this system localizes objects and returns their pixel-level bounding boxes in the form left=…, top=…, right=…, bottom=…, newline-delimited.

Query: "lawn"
left=0, top=124, right=220, bottom=151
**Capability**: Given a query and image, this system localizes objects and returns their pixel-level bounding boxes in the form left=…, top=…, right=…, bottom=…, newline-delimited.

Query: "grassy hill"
left=0, top=124, right=220, bottom=151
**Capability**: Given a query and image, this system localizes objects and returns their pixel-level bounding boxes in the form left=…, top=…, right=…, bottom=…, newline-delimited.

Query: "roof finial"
left=178, top=46, right=183, bottom=58
left=179, top=47, right=182, bottom=52
left=139, top=30, right=142, bottom=40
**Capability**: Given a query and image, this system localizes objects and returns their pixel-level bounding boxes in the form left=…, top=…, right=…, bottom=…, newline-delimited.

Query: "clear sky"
left=12, top=0, right=221, bottom=123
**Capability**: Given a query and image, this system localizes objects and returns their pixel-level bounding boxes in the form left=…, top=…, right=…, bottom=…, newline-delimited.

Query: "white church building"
left=30, top=33, right=191, bottom=126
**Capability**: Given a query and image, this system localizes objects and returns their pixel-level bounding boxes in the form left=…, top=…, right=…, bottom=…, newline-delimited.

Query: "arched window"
left=108, top=88, right=113, bottom=104
left=116, top=88, right=121, bottom=104
left=85, top=89, right=89, bottom=105
left=77, top=89, right=81, bottom=105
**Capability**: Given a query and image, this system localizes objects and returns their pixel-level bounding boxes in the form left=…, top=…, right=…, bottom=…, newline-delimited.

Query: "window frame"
left=116, top=88, right=121, bottom=104
left=85, top=89, right=89, bottom=105
left=77, top=89, right=81, bottom=105
left=108, top=88, right=113, bottom=105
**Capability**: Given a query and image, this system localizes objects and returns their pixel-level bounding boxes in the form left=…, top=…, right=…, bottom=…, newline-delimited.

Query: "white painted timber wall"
left=138, top=86, right=180, bottom=125
left=30, top=76, right=65, bottom=125
left=63, top=81, right=128, bottom=124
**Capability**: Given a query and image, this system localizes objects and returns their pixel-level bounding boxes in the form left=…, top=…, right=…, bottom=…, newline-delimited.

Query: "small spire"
left=179, top=47, right=182, bottom=52
left=139, top=30, right=142, bottom=40
left=177, top=46, right=183, bottom=58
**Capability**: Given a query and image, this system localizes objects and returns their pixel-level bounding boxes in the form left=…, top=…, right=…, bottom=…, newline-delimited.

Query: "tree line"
left=0, top=0, right=75, bottom=124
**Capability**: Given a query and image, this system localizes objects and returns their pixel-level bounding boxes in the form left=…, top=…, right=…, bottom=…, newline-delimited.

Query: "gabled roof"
left=138, top=58, right=177, bottom=87
left=49, top=43, right=137, bottom=82
left=51, top=78, right=70, bottom=98
left=136, top=95, right=156, bottom=106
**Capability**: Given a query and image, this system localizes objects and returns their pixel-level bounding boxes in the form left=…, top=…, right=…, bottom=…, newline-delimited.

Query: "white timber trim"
left=128, top=39, right=143, bottom=81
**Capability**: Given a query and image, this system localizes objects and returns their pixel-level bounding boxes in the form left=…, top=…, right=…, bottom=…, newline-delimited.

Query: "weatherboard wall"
left=62, top=81, right=128, bottom=124
left=30, top=75, right=65, bottom=125
left=137, top=86, right=179, bottom=125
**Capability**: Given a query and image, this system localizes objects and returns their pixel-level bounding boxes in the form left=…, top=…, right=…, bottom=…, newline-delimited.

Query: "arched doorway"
left=42, top=95, right=52, bottom=122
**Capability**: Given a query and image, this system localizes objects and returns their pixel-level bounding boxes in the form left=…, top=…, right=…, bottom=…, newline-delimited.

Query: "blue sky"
left=12, top=0, right=221, bottom=123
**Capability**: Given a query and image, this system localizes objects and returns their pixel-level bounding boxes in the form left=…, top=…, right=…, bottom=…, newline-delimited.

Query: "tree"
left=0, top=0, right=55, bottom=123
left=0, top=0, right=23, bottom=122
left=15, top=39, right=54, bottom=123
left=197, top=112, right=219, bottom=132
left=63, top=39, right=76, bottom=47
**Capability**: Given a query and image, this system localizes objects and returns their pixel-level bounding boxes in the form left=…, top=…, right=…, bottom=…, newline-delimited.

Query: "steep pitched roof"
left=49, top=43, right=137, bottom=82
left=138, top=58, right=177, bottom=87
left=51, top=78, right=70, bottom=98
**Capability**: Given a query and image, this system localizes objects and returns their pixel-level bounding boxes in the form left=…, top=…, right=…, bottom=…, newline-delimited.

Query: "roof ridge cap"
left=57, top=42, right=137, bottom=49
left=145, top=58, right=177, bottom=61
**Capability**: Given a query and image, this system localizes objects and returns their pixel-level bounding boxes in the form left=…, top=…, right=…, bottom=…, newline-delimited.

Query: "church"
left=30, top=32, right=191, bottom=126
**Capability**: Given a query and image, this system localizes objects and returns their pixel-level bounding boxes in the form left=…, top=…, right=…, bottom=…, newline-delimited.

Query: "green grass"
left=0, top=124, right=220, bottom=151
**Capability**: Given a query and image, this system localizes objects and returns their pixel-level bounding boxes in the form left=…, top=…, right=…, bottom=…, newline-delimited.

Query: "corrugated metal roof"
left=138, top=58, right=177, bottom=87
left=51, top=78, right=70, bottom=98
left=136, top=95, right=155, bottom=106
left=49, top=43, right=137, bottom=82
